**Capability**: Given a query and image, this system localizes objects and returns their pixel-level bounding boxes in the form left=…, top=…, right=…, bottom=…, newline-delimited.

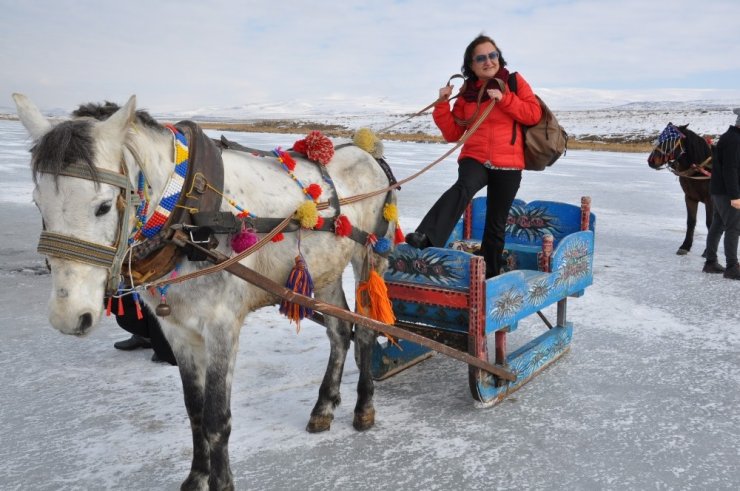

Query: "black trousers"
left=706, top=194, right=740, bottom=267
left=114, top=295, right=177, bottom=365
left=415, top=158, right=522, bottom=277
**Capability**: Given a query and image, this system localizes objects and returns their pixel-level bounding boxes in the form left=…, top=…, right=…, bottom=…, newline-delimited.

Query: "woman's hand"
left=438, top=85, right=453, bottom=101
left=731, top=198, right=740, bottom=209
left=487, top=88, right=503, bottom=102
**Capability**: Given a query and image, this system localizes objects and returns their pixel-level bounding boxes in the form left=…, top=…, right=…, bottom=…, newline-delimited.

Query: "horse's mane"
left=30, top=102, right=162, bottom=184
left=677, top=124, right=711, bottom=161
left=31, top=119, right=97, bottom=184
left=72, top=101, right=162, bottom=129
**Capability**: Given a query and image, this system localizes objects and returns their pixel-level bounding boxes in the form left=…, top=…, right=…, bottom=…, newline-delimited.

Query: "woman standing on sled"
left=405, top=34, right=541, bottom=278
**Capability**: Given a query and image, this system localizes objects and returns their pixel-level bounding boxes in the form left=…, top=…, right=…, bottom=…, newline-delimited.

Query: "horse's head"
left=13, top=93, right=137, bottom=335
left=647, top=123, right=686, bottom=169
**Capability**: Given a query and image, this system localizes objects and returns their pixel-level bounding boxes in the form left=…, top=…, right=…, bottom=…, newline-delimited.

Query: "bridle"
left=36, top=147, right=142, bottom=294
left=650, top=126, right=712, bottom=180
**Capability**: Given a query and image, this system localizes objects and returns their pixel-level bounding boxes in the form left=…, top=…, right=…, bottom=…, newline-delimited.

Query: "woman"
left=405, top=34, right=542, bottom=277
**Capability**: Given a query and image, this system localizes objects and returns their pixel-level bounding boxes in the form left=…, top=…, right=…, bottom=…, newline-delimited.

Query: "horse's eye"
left=95, top=201, right=113, bottom=217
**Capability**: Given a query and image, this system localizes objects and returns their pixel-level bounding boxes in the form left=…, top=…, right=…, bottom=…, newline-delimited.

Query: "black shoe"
left=702, top=261, right=726, bottom=274
left=151, top=352, right=177, bottom=365
left=723, top=263, right=740, bottom=280
left=405, top=232, right=431, bottom=249
left=114, top=335, right=151, bottom=351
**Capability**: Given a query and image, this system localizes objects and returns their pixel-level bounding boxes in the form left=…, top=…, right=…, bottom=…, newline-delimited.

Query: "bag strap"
left=508, top=72, right=519, bottom=145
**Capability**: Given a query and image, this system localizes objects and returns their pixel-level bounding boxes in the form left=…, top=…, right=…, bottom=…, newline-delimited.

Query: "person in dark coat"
left=703, top=108, right=740, bottom=280
left=113, top=295, right=177, bottom=365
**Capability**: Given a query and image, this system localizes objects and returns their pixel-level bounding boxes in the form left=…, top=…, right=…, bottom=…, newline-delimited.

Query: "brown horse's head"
left=648, top=123, right=685, bottom=169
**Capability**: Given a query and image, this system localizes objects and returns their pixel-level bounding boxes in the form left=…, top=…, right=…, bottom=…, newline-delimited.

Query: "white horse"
left=14, top=93, right=396, bottom=490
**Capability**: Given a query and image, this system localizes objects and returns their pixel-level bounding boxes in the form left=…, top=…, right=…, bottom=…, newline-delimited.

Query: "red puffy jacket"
left=433, top=73, right=542, bottom=170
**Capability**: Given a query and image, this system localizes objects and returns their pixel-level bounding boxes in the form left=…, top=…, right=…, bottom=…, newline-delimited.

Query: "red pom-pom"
left=314, top=216, right=325, bottom=229
left=334, top=214, right=352, bottom=237
left=305, top=131, right=334, bottom=165
left=231, top=229, right=258, bottom=253
left=293, top=139, right=307, bottom=155
left=279, top=150, right=297, bottom=171
left=305, top=183, right=322, bottom=201
left=394, top=225, right=405, bottom=245
left=271, top=232, right=284, bottom=242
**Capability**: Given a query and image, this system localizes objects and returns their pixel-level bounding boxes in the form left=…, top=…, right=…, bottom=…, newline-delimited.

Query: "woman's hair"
left=461, top=34, right=507, bottom=80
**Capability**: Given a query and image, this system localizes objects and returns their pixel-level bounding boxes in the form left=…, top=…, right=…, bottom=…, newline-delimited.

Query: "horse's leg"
left=351, top=324, right=378, bottom=431
left=678, top=195, right=698, bottom=255
left=202, top=324, right=240, bottom=490
left=307, top=277, right=352, bottom=433
left=174, top=343, right=210, bottom=491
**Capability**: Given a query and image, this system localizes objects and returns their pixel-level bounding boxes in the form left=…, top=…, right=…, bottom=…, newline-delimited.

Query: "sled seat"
left=447, top=197, right=595, bottom=272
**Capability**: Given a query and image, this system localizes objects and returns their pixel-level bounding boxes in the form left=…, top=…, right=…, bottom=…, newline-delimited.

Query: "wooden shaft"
left=170, top=232, right=516, bottom=381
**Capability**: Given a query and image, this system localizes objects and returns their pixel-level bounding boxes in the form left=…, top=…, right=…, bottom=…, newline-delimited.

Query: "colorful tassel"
left=271, top=232, right=284, bottom=242
left=373, top=236, right=391, bottom=254
left=305, top=183, right=322, bottom=201
left=394, top=224, right=405, bottom=245
left=295, top=200, right=319, bottom=229
left=231, top=227, right=258, bottom=253
left=304, top=130, right=334, bottom=165
left=334, top=214, right=352, bottom=237
left=356, top=270, right=396, bottom=325
left=105, top=296, right=112, bottom=317
left=383, top=203, right=399, bottom=223
left=117, top=296, right=124, bottom=316
left=314, top=215, right=325, bottom=229
left=292, top=139, right=308, bottom=155
left=279, top=256, right=315, bottom=332
left=133, top=292, right=144, bottom=320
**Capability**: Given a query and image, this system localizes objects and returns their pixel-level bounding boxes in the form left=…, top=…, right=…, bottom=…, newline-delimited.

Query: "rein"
left=143, top=99, right=498, bottom=291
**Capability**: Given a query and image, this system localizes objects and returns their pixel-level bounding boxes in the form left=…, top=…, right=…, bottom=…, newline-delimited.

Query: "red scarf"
left=460, top=67, right=510, bottom=102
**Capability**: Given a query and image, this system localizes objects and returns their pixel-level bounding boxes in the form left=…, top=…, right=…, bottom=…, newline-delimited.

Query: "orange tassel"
left=117, top=297, right=124, bottom=316
left=356, top=270, right=396, bottom=325
left=271, top=232, right=284, bottom=242
left=105, top=296, right=112, bottom=317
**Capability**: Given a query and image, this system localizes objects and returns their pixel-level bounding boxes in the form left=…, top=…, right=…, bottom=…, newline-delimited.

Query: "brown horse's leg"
left=678, top=195, right=699, bottom=255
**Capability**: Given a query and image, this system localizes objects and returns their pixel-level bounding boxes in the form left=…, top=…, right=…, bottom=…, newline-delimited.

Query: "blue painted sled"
left=372, top=197, right=596, bottom=406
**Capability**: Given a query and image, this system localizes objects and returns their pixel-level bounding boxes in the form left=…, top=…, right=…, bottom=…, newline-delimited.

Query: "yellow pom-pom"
left=383, top=203, right=398, bottom=223
left=353, top=127, right=384, bottom=158
left=295, top=200, right=319, bottom=229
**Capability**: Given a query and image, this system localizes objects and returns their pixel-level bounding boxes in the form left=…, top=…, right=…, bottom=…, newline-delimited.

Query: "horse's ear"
left=12, top=93, right=52, bottom=140
left=97, top=95, right=136, bottom=144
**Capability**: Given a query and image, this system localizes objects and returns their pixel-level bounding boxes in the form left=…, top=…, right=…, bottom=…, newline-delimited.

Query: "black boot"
left=723, top=263, right=740, bottom=280
left=405, top=232, right=431, bottom=249
left=702, top=261, right=726, bottom=274
left=114, top=334, right=152, bottom=351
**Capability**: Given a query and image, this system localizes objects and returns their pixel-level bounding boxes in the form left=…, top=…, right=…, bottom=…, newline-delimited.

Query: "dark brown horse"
left=648, top=123, right=713, bottom=255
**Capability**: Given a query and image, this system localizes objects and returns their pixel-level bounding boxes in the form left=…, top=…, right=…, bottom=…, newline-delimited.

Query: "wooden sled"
left=372, top=197, right=595, bottom=406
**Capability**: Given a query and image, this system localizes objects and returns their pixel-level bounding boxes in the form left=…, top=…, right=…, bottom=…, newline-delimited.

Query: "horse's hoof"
left=353, top=408, right=375, bottom=431
left=676, top=248, right=689, bottom=255
left=306, top=414, right=333, bottom=433
left=180, top=472, right=208, bottom=491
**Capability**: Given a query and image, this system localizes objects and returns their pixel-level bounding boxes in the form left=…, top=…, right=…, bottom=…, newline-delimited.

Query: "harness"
left=36, top=121, right=397, bottom=295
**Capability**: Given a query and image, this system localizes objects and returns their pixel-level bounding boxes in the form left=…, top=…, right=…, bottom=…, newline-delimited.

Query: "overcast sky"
left=1, top=0, right=739, bottom=112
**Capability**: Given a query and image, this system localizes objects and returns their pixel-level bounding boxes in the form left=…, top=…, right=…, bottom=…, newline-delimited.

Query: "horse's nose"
left=76, top=312, right=93, bottom=335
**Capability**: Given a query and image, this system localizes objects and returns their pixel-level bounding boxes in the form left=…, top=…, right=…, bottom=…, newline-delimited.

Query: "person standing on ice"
left=404, top=33, right=541, bottom=278
left=702, top=107, right=740, bottom=280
